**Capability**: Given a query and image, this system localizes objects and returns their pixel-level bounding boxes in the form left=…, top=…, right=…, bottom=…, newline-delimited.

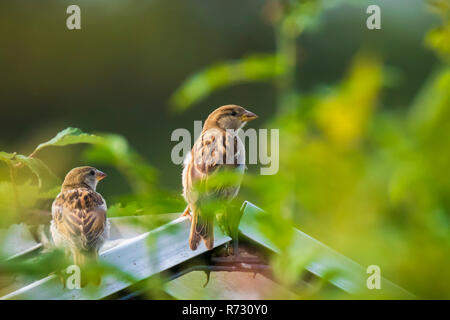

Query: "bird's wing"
left=52, top=188, right=107, bottom=251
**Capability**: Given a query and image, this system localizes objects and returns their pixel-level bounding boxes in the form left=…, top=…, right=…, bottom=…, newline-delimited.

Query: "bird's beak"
left=240, top=110, right=258, bottom=122
left=96, top=170, right=107, bottom=181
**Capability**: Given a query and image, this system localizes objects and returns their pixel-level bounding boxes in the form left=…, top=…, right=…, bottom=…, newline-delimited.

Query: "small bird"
left=51, top=166, right=109, bottom=286
left=182, top=105, right=258, bottom=253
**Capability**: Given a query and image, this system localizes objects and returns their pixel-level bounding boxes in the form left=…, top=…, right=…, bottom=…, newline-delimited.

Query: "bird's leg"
left=230, top=203, right=241, bottom=258
left=180, top=205, right=192, bottom=222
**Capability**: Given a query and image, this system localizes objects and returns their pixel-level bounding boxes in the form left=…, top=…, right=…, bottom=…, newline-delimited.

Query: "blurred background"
left=0, top=0, right=449, bottom=299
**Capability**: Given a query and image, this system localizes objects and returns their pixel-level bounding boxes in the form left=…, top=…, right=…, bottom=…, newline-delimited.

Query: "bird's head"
left=204, top=105, right=258, bottom=131
left=62, top=166, right=107, bottom=191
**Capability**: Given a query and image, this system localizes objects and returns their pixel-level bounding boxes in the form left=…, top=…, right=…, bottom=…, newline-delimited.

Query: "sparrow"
left=182, top=105, right=258, bottom=252
left=51, top=166, right=109, bottom=286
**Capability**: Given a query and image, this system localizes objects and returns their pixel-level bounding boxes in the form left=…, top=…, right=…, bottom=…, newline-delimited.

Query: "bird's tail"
left=189, top=207, right=214, bottom=251
left=72, top=249, right=101, bottom=287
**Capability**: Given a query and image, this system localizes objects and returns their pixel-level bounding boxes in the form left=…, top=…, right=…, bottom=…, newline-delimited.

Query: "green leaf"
left=32, top=127, right=105, bottom=155
left=170, top=54, right=285, bottom=111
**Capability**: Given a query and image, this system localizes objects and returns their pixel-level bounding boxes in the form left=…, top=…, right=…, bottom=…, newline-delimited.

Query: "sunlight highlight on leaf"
left=170, top=54, right=285, bottom=111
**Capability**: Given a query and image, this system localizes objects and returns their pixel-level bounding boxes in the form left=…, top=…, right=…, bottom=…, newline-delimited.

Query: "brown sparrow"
left=51, top=166, right=108, bottom=286
left=182, top=105, right=257, bottom=251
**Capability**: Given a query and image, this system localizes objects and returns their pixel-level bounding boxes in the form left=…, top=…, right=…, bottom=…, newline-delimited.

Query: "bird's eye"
left=231, top=111, right=237, bottom=116
left=90, top=170, right=95, bottom=176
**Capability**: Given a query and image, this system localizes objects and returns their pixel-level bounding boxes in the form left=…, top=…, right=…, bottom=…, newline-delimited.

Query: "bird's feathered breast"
left=183, top=128, right=245, bottom=203
left=52, top=188, right=107, bottom=251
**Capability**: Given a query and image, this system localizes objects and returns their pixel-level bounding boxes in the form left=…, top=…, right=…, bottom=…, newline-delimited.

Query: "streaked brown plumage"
left=182, top=105, right=257, bottom=250
left=51, top=166, right=108, bottom=286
